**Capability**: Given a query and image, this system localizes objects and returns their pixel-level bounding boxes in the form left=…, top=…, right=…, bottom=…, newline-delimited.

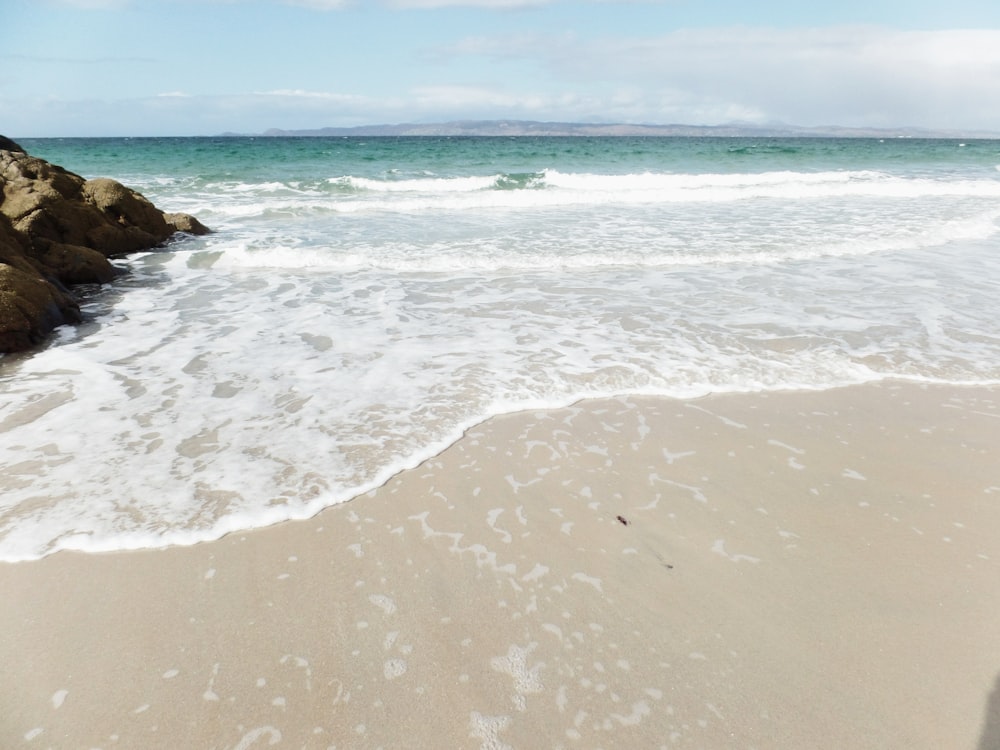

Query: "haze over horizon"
left=4, top=0, right=1000, bottom=138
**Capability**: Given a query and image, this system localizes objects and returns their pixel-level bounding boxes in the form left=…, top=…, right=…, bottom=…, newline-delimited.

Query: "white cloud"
left=410, top=84, right=535, bottom=108
left=433, top=26, right=1000, bottom=128
left=256, top=88, right=359, bottom=100
left=8, top=24, right=1000, bottom=135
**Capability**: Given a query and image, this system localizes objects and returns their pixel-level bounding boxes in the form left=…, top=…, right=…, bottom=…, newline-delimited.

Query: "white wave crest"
left=190, top=169, right=1000, bottom=220
left=336, top=174, right=500, bottom=192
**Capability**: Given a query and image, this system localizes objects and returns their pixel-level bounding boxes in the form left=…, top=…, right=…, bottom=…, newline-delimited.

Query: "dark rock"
left=164, top=212, right=211, bottom=236
left=34, top=241, right=121, bottom=285
left=0, top=213, right=82, bottom=351
left=0, top=136, right=25, bottom=154
left=0, top=264, right=81, bottom=352
left=0, top=136, right=210, bottom=353
left=83, top=177, right=173, bottom=241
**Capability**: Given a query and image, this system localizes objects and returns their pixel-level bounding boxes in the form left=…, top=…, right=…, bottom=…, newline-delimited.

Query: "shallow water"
left=3, top=136, right=1000, bottom=560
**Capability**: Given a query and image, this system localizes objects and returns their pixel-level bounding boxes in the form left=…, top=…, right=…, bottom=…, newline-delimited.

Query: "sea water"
left=2, top=135, right=999, bottom=560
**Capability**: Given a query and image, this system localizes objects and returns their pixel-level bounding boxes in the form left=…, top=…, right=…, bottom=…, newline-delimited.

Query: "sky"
left=3, top=0, right=1000, bottom=137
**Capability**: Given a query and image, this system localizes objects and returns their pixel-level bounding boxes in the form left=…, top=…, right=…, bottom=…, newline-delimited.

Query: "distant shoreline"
left=249, top=119, right=1000, bottom=139
left=18, top=123, right=1000, bottom=141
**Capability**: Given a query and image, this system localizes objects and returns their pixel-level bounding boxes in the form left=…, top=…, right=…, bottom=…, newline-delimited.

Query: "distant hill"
left=259, top=120, right=998, bottom=139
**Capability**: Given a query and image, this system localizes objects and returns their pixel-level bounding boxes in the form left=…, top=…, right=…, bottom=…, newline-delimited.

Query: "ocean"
left=2, top=135, right=999, bottom=561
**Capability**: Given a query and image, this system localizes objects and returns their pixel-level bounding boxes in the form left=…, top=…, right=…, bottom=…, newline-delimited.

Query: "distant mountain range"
left=250, top=120, right=998, bottom=139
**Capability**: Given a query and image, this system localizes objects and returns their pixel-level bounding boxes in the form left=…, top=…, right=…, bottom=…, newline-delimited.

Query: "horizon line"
left=12, top=119, right=1000, bottom=140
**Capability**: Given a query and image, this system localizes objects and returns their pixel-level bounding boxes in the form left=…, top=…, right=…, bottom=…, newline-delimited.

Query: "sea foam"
left=3, top=137, right=1000, bottom=560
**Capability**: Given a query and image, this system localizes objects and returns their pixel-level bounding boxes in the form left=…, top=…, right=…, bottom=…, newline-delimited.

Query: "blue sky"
left=3, top=0, right=1000, bottom=136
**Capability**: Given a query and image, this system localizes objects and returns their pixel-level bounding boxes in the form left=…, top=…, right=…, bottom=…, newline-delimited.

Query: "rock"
left=35, top=242, right=121, bottom=285
left=164, top=212, right=211, bottom=236
left=0, top=136, right=209, bottom=353
left=0, top=263, right=80, bottom=353
left=0, top=212, right=81, bottom=351
left=0, top=212, right=39, bottom=276
left=0, top=136, right=25, bottom=154
left=83, top=177, right=173, bottom=242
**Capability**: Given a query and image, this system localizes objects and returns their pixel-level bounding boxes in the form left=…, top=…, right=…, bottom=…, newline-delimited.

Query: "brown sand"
left=2, top=382, right=999, bottom=749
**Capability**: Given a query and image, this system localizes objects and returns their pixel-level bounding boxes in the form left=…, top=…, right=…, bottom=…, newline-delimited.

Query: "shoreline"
left=2, top=381, right=999, bottom=748
left=3, top=376, right=992, bottom=564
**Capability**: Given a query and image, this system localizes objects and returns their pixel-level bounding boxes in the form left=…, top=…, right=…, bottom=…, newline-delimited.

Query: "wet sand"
left=2, top=382, right=999, bottom=749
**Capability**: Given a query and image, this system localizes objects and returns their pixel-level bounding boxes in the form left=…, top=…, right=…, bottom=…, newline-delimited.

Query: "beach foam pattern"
left=2, top=136, right=1000, bottom=559
left=3, top=386, right=999, bottom=748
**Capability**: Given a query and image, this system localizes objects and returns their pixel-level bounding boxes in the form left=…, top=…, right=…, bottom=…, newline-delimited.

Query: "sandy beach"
left=2, top=381, right=999, bottom=749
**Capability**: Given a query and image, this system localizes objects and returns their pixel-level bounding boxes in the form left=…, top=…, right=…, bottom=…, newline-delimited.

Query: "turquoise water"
left=3, top=136, right=1000, bottom=560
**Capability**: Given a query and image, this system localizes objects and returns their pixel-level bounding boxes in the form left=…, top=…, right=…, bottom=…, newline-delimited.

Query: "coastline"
left=2, top=381, right=999, bottom=748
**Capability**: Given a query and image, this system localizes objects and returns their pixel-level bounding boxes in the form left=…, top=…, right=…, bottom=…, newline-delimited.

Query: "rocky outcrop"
left=0, top=136, right=209, bottom=353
